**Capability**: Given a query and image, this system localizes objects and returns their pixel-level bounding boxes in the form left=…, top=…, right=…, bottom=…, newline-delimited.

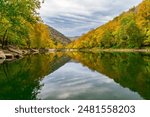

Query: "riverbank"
left=90, top=48, right=150, bottom=53
left=65, top=48, right=150, bottom=53
left=0, top=46, right=56, bottom=64
left=1, top=47, right=150, bottom=64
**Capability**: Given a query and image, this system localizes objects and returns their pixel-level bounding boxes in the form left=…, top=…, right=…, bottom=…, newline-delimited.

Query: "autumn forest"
left=68, top=0, right=150, bottom=49
left=0, top=0, right=70, bottom=50
left=0, top=0, right=149, bottom=50
left=0, top=0, right=150, bottom=100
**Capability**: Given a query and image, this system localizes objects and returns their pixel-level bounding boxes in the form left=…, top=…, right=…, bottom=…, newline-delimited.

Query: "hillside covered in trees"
left=67, top=0, right=150, bottom=49
left=0, top=0, right=70, bottom=49
left=48, top=26, right=71, bottom=48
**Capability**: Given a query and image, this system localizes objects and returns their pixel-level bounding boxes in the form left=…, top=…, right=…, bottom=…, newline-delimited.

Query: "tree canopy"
left=0, top=0, right=60, bottom=49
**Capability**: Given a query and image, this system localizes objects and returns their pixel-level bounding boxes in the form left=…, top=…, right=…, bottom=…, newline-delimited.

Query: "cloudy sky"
left=40, top=0, right=142, bottom=37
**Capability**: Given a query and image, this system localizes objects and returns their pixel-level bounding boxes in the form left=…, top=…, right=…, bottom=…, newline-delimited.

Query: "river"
left=0, top=52, right=150, bottom=100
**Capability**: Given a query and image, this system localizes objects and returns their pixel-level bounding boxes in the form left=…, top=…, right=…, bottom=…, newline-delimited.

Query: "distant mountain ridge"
left=48, top=26, right=71, bottom=45
left=69, top=36, right=80, bottom=41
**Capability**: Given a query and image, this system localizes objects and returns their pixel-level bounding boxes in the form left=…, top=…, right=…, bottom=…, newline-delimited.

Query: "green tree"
left=126, top=20, right=143, bottom=48
left=117, top=13, right=142, bottom=48
left=0, top=0, right=41, bottom=48
left=137, top=0, right=150, bottom=46
left=100, top=30, right=114, bottom=48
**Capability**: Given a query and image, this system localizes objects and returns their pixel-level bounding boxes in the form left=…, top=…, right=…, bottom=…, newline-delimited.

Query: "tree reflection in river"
left=0, top=52, right=150, bottom=99
left=67, top=52, right=150, bottom=99
left=0, top=53, right=70, bottom=99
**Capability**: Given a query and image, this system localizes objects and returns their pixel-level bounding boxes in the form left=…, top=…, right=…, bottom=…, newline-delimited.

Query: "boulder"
left=8, top=46, right=22, bottom=54
left=49, top=49, right=56, bottom=52
left=30, top=49, right=39, bottom=54
left=0, top=59, right=4, bottom=64
left=22, top=50, right=29, bottom=55
left=0, top=51, right=6, bottom=59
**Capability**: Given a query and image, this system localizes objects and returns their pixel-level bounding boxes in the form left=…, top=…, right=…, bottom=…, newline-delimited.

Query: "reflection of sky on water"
left=38, top=62, right=143, bottom=100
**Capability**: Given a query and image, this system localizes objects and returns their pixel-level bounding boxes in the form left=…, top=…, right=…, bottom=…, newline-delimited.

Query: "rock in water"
left=8, top=46, right=22, bottom=54
left=0, top=59, right=4, bottom=64
left=0, top=51, right=6, bottom=59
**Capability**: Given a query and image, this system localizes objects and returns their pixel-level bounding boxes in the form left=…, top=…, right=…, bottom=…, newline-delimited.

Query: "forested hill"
left=48, top=26, right=71, bottom=46
left=67, top=0, right=150, bottom=49
left=0, top=1, right=70, bottom=49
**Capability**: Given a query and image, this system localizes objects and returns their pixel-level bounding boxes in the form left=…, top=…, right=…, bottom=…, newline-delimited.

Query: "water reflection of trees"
left=68, top=52, right=150, bottom=99
left=0, top=53, right=70, bottom=100
left=1, top=51, right=150, bottom=100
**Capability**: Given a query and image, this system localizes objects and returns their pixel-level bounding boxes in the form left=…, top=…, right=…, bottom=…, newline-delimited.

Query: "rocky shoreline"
left=0, top=46, right=54, bottom=64
left=1, top=47, right=150, bottom=64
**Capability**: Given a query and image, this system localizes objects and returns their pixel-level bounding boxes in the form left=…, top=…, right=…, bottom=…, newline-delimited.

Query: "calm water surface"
left=0, top=52, right=150, bottom=100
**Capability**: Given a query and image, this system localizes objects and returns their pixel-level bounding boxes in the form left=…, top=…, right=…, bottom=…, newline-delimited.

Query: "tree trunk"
left=2, top=29, right=8, bottom=49
left=5, top=35, right=8, bottom=46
